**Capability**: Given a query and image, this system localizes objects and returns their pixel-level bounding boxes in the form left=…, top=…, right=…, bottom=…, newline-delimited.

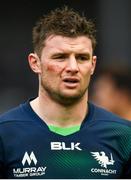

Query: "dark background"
left=0, top=0, right=131, bottom=113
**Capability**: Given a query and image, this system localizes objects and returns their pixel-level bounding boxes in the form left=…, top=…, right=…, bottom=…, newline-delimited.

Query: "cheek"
left=46, top=63, right=63, bottom=74
left=82, top=64, right=93, bottom=76
left=81, top=65, right=93, bottom=86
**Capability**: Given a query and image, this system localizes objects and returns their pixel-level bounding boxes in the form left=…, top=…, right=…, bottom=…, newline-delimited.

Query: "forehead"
left=43, top=35, right=93, bottom=54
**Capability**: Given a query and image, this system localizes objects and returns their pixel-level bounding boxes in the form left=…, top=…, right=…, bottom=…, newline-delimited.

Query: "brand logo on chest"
left=90, top=151, right=117, bottom=176
left=13, top=151, right=47, bottom=178
left=50, top=142, right=82, bottom=150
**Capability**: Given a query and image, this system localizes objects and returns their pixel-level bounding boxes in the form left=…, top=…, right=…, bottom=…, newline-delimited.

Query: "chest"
left=3, top=129, right=126, bottom=178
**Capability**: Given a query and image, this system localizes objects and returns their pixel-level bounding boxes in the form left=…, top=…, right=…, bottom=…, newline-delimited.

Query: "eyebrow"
left=51, top=51, right=91, bottom=56
left=76, top=53, right=91, bottom=59
left=51, top=52, right=91, bottom=61
left=51, top=53, right=68, bottom=57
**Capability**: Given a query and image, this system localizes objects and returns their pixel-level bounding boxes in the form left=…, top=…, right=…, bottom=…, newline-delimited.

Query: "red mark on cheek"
left=47, top=64, right=62, bottom=72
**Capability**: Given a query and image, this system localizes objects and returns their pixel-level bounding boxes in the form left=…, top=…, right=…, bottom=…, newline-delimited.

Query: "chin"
left=60, top=88, right=87, bottom=98
left=60, top=91, right=82, bottom=99
left=57, top=92, right=86, bottom=106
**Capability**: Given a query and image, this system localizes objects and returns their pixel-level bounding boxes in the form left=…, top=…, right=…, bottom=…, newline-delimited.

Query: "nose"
left=66, top=56, right=79, bottom=74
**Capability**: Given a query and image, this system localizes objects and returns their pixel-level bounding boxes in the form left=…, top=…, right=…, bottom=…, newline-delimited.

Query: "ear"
left=91, top=55, right=97, bottom=75
left=28, top=53, right=41, bottom=74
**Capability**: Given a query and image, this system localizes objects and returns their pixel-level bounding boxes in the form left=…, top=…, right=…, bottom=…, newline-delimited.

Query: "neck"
left=30, top=92, right=88, bottom=127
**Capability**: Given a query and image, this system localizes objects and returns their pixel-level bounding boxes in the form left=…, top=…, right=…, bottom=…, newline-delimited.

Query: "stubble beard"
left=40, top=80, right=88, bottom=106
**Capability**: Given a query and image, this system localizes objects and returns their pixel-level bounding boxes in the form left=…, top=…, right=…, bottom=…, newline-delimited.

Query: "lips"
left=63, top=77, right=80, bottom=83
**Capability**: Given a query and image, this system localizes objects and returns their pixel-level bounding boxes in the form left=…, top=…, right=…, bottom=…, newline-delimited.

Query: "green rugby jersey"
left=0, top=101, right=131, bottom=178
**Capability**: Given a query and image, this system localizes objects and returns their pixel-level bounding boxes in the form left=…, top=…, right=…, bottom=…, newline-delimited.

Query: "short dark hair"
left=32, top=6, right=97, bottom=56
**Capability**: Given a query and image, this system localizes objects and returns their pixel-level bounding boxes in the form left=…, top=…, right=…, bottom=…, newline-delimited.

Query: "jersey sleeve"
left=121, top=128, right=131, bottom=178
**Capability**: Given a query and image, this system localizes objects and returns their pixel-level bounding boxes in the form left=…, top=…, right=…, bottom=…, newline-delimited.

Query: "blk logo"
left=51, top=142, right=82, bottom=150
left=22, top=152, right=37, bottom=166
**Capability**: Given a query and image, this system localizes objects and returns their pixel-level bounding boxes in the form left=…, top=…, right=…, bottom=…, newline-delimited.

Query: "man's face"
left=34, top=35, right=96, bottom=105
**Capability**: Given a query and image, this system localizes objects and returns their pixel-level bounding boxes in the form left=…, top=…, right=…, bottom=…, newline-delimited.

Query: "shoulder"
left=0, top=101, right=30, bottom=124
left=87, top=103, right=131, bottom=153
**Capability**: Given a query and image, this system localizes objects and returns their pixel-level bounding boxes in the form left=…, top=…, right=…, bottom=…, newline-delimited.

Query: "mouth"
left=63, top=77, right=80, bottom=83
left=62, top=77, right=80, bottom=88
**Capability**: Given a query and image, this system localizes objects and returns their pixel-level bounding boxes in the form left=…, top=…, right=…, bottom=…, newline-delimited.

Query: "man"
left=0, top=6, right=131, bottom=179
left=91, top=65, right=131, bottom=120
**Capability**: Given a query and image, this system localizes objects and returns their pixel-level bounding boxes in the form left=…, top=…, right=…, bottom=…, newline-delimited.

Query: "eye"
left=76, top=54, right=90, bottom=61
left=52, top=53, right=67, bottom=61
